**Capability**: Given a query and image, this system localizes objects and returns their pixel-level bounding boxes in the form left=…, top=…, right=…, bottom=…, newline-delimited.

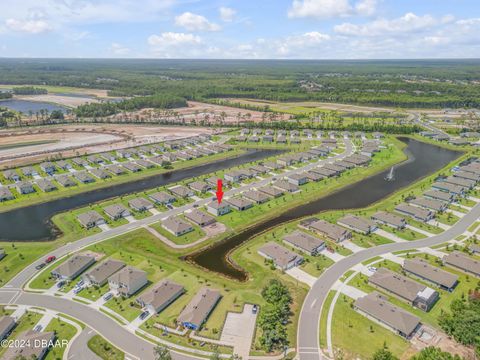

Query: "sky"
left=0, top=0, right=479, bottom=59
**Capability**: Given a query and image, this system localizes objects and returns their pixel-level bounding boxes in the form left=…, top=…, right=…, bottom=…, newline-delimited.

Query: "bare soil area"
left=0, top=124, right=217, bottom=169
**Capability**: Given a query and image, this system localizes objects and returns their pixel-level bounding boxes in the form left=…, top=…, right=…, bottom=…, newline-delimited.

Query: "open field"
left=0, top=124, right=218, bottom=168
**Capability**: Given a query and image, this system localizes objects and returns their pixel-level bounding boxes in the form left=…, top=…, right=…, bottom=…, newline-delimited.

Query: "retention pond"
left=190, top=137, right=462, bottom=280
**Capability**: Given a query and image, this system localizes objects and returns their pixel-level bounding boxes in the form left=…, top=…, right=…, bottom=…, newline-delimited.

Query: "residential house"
left=128, top=197, right=154, bottom=212
left=51, top=254, right=96, bottom=280
left=71, top=157, right=87, bottom=167
left=40, top=161, right=56, bottom=174
left=443, top=251, right=480, bottom=277
left=403, top=258, right=458, bottom=292
left=285, top=173, right=308, bottom=186
left=454, top=171, right=480, bottom=182
left=369, top=268, right=439, bottom=311
left=16, top=181, right=35, bottom=194
left=77, top=211, right=105, bottom=229
left=272, top=180, right=299, bottom=193
left=21, top=166, right=37, bottom=177
left=263, top=161, right=283, bottom=170
left=394, top=204, right=435, bottom=222
left=206, top=201, right=231, bottom=216
left=431, top=182, right=466, bottom=196
left=258, top=185, right=284, bottom=198
left=87, top=155, right=103, bottom=165
left=82, top=259, right=125, bottom=287
left=185, top=209, right=216, bottom=226
left=56, top=160, right=72, bottom=170
left=311, top=167, right=338, bottom=178
left=371, top=211, right=406, bottom=230
left=122, top=162, right=142, bottom=172
left=409, top=197, right=447, bottom=212
left=149, top=191, right=176, bottom=205
left=354, top=292, right=420, bottom=339
left=0, top=316, right=15, bottom=341
left=305, top=171, right=324, bottom=182
left=136, top=280, right=184, bottom=314
left=103, top=204, right=131, bottom=220
left=0, top=187, right=14, bottom=202
left=226, top=197, right=254, bottom=211
left=74, top=171, right=95, bottom=184
left=169, top=185, right=194, bottom=198
left=424, top=190, right=455, bottom=203
left=243, top=190, right=270, bottom=204
left=36, top=179, right=57, bottom=192
left=108, top=266, right=148, bottom=297
left=178, top=288, right=222, bottom=330
left=443, top=176, right=475, bottom=189
left=258, top=242, right=304, bottom=270
left=283, top=230, right=325, bottom=255
left=136, top=159, right=155, bottom=168
left=303, top=218, right=352, bottom=242
left=337, top=215, right=377, bottom=234
left=90, top=168, right=111, bottom=179
left=2, top=169, right=20, bottom=182
left=105, top=164, right=126, bottom=176
left=2, top=330, right=55, bottom=360
left=188, top=181, right=211, bottom=193
left=55, top=175, right=76, bottom=187
left=162, top=216, right=194, bottom=236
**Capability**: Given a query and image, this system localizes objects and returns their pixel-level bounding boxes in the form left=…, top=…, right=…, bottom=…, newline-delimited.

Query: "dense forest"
left=0, top=59, right=479, bottom=109
left=12, top=86, right=48, bottom=95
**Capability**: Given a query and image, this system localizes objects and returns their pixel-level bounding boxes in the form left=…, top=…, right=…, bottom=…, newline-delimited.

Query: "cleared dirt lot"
left=107, top=101, right=291, bottom=124
left=17, top=94, right=101, bottom=107
left=0, top=124, right=217, bottom=168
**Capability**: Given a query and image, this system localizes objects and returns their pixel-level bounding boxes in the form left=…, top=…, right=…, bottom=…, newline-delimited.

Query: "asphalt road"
left=67, top=327, right=101, bottom=360
left=297, top=199, right=480, bottom=360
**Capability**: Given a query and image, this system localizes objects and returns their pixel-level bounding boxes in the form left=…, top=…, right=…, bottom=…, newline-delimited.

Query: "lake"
left=0, top=99, right=68, bottom=113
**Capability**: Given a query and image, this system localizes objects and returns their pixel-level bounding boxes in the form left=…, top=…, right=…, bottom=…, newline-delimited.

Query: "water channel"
left=0, top=149, right=280, bottom=242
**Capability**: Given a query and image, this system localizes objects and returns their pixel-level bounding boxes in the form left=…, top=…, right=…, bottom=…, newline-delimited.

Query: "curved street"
left=297, top=199, right=480, bottom=360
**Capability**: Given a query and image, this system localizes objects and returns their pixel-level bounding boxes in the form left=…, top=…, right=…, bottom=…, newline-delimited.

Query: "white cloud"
left=5, top=18, right=53, bottom=34
left=219, top=7, right=236, bottom=22
left=288, top=0, right=377, bottom=19
left=276, top=31, right=331, bottom=56
left=174, top=12, right=220, bottom=32
left=288, top=0, right=352, bottom=19
left=355, top=0, right=377, bottom=16
left=148, top=32, right=202, bottom=46
left=334, top=13, right=442, bottom=36
left=0, top=0, right=177, bottom=25
left=109, top=42, right=130, bottom=55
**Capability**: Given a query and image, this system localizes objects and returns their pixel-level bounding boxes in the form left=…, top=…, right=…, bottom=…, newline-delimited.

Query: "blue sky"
left=0, top=0, right=479, bottom=58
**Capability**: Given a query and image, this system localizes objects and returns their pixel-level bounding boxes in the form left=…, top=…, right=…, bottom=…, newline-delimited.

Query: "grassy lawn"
left=88, top=334, right=125, bottom=360
left=0, top=241, right=60, bottom=285
left=330, top=294, right=410, bottom=359
left=435, top=211, right=459, bottom=226
left=379, top=225, right=426, bottom=241
left=319, top=291, right=336, bottom=349
left=78, top=283, right=110, bottom=301
left=104, top=296, right=143, bottom=322
left=150, top=220, right=206, bottom=245
left=44, top=318, right=78, bottom=360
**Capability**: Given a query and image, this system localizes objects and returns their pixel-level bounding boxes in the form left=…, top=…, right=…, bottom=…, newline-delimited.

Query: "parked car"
left=103, top=293, right=113, bottom=301
left=368, top=266, right=377, bottom=272
left=73, top=287, right=83, bottom=294
left=252, top=305, right=258, bottom=314
left=35, top=263, right=46, bottom=270
left=167, top=204, right=173, bottom=209
left=76, top=280, right=84, bottom=287
left=139, top=311, right=150, bottom=320
left=45, top=255, right=56, bottom=263
left=33, top=325, right=43, bottom=332
left=57, top=281, right=66, bottom=288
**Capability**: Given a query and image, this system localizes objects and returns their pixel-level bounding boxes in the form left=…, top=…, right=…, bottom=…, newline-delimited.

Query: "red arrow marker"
left=216, top=179, right=224, bottom=204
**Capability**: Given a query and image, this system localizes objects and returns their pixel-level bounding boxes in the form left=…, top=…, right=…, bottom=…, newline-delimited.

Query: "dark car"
left=35, top=263, right=46, bottom=270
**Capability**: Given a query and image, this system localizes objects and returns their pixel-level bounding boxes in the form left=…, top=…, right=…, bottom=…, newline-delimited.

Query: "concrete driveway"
left=286, top=267, right=317, bottom=287
left=220, top=304, right=258, bottom=359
